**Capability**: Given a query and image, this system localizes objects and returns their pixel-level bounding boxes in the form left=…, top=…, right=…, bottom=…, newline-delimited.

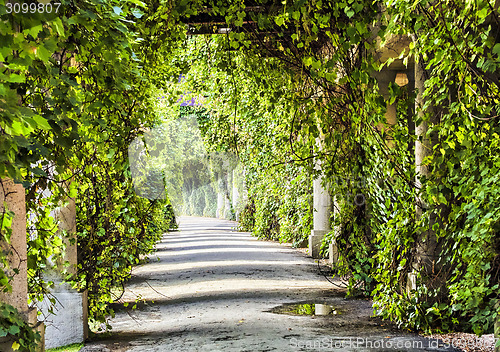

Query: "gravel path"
left=84, top=216, right=463, bottom=352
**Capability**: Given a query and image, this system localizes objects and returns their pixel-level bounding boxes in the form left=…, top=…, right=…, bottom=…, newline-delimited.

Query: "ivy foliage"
left=373, top=0, right=500, bottom=334
left=1, top=0, right=500, bottom=343
left=0, top=303, right=40, bottom=352
left=169, top=0, right=500, bottom=335
left=0, top=0, right=179, bottom=343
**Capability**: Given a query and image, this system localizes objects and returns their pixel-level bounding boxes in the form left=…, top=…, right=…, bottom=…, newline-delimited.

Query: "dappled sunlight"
left=122, top=278, right=332, bottom=303
left=132, top=260, right=316, bottom=278
left=158, top=238, right=265, bottom=246
left=93, top=216, right=456, bottom=352
left=152, top=246, right=292, bottom=258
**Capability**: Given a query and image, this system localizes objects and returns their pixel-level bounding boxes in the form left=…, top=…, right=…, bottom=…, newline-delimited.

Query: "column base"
left=309, top=230, right=329, bottom=259
left=39, top=282, right=86, bottom=349
left=328, top=241, right=339, bottom=265
left=29, top=308, right=44, bottom=352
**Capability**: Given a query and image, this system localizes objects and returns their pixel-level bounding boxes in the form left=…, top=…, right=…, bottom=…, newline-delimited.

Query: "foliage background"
left=171, top=0, right=500, bottom=336
left=1, top=0, right=500, bottom=347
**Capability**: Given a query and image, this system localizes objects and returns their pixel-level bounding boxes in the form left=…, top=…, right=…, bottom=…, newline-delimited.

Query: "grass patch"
left=46, top=343, right=83, bottom=352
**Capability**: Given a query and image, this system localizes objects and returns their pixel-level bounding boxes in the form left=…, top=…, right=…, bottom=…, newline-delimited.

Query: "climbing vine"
left=1, top=0, right=500, bottom=345
left=0, top=0, right=179, bottom=344
left=170, top=0, right=500, bottom=336
left=0, top=302, right=40, bottom=352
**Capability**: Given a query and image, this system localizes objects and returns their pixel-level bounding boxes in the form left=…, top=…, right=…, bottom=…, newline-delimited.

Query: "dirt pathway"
left=83, top=216, right=459, bottom=352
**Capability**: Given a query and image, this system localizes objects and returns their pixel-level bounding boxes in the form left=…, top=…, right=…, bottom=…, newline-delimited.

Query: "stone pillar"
left=375, top=67, right=419, bottom=290
left=224, top=196, right=232, bottom=220
left=328, top=197, right=340, bottom=265
left=56, top=198, right=77, bottom=275
left=224, top=171, right=232, bottom=220
left=413, top=58, right=441, bottom=289
left=216, top=177, right=224, bottom=219
left=309, top=154, right=331, bottom=258
left=241, top=167, right=248, bottom=204
left=0, top=179, right=44, bottom=351
left=39, top=196, right=88, bottom=349
left=0, top=179, right=29, bottom=315
left=232, top=169, right=240, bottom=221
left=373, top=69, right=398, bottom=130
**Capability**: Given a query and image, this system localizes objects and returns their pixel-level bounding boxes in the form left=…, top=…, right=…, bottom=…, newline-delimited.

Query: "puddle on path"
left=269, top=302, right=341, bottom=316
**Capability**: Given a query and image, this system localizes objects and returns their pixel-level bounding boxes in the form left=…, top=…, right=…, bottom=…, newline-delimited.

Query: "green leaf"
left=8, top=325, right=20, bottom=335
left=35, top=45, right=51, bottom=62
left=345, top=7, right=355, bottom=18
left=0, top=72, right=26, bottom=83
left=10, top=120, right=34, bottom=135
left=32, top=115, right=51, bottom=131
left=106, top=148, right=116, bottom=159
left=346, top=26, right=357, bottom=41
left=131, top=8, right=143, bottom=18
left=51, top=18, right=65, bottom=37
left=25, top=24, right=43, bottom=38
left=311, top=59, right=321, bottom=70
left=493, top=43, right=500, bottom=56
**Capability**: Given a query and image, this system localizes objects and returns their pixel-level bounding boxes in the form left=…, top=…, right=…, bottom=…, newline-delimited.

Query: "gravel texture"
left=429, top=333, right=496, bottom=352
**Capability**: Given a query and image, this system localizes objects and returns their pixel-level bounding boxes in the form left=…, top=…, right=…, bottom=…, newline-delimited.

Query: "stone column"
left=0, top=179, right=29, bottom=315
left=224, top=171, right=232, bottom=220
left=241, top=167, right=248, bottom=204
left=216, top=176, right=225, bottom=219
left=224, top=197, right=232, bottom=220
left=328, top=197, right=340, bottom=265
left=309, top=143, right=331, bottom=258
left=414, top=59, right=440, bottom=285
left=376, top=66, right=424, bottom=289
left=0, top=178, right=44, bottom=351
left=373, top=69, right=398, bottom=129
left=39, top=194, right=88, bottom=349
left=56, top=198, right=77, bottom=275
left=232, top=169, right=240, bottom=221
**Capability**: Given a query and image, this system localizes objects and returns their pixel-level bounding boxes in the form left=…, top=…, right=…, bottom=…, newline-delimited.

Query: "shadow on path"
left=84, top=216, right=459, bottom=352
